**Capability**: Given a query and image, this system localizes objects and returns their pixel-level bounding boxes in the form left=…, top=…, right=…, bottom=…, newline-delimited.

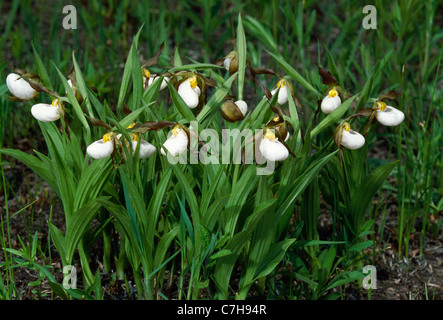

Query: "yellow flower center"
left=102, top=132, right=114, bottom=143
left=273, top=116, right=280, bottom=122
left=276, top=79, right=286, bottom=88
left=376, top=101, right=387, bottom=111
left=51, top=99, right=61, bottom=107
left=264, top=128, right=276, bottom=142
left=328, top=89, right=338, bottom=98
left=130, top=133, right=139, bottom=141
left=188, top=76, right=198, bottom=89
left=172, top=124, right=182, bottom=137
left=142, top=68, right=151, bottom=78
left=127, top=122, right=136, bottom=129
left=342, top=122, right=351, bottom=132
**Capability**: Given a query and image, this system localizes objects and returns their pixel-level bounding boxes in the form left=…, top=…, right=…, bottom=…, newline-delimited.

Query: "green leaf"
left=118, top=101, right=156, bottom=128
left=32, top=42, right=52, bottom=90
left=355, top=74, right=373, bottom=111
left=349, top=161, right=398, bottom=234
left=72, top=53, right=95, bottom=118
left=325, top=46, right=341, bottom=87
left=267, top=50, right=321, bottom=98
left=116, top=26, right=144, bottom=116
left=252, top=238, right=296, bottom=281
left=147, top=168, right=172, bottom=241
left=213, top=198, right=276, bottom=299
left=169, top=63, right=222, bottom=72
left=48, top=222, right=67, bottom=263
left=166, top=80, right=197, bottom=123
left=0, top=149, right=58, bottom=196
left=277, top=150, right=338, bottom=220
left=65, top=197, right=109, bottom=264
left=210, top=249, right=233, bottom=260
left=223, top=165, right=259, bottom=236
left=324, top=270, right=365, bottom=292
left=197, top=72, right=238, bottom=125
left=236, top=14, right=247, bottom=100
left=54, top=64, right=90, bottom=133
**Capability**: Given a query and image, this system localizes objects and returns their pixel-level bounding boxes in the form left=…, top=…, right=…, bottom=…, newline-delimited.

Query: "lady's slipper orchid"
left=87, top=132, right=115, bottom=159
left=220, top=100, right=247, bottom=122
left=161, top=124, right=189, bottom=157
left=6, top=73, right=38, bottom=100
left=178, top=76, right=201, bottom=109
left=143, top=68, right=169, bottom=91
left=270, top=79, right=289, bottom=105
left=259, top=128, right=289, bottom=162
left=130, top=133, right=156, bottom=159
left=321, top=88, right=341, bottom=114
left=374, top=101, right=405, bottom=126
left=31, top=99, right=62, bottom=122
left=339, top=122, right=365, bottom=150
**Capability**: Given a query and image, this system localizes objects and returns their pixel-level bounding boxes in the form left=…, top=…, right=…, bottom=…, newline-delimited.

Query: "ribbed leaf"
left=65, top=196, right=109, bottom=264
left=267, top=50, right=321, bottom=98
left=236, top=14, right=247, bottom=100
left=349, top=161, right=398, bottom=234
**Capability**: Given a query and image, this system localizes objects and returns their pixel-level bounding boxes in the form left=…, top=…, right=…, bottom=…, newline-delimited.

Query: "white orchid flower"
left=86, top=132, right=115, bottom=159
left=6, top=73, right=38, bottom=100
left=374, top=101, right=405, bottom=126
left=321, top=88, right=341, bottom=114
left=143, top=68, right=169, bottom=91
left=31, top=99, right=62, bottom=122
left=115, top=123, right=157, bottom=159
left=178, top=76, right=201, bottom=109
left=270, top=79, right=289, bottom=105
left=130, top=133, right=156, bottom=159
left=339, top=122, right=365, bottom=150
left=161, top=124, right=188, bottom=157
left=259, top=128, right=289, bottom=162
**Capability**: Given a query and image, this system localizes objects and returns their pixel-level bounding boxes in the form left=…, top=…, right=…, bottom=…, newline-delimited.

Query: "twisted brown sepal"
left=85, top=115, right=113, bottom=130
left=142, top=42, right=165, bottom=68
left=131, top=121, right=176, bottom=133
left=13, top=66, right=61, bottom=99
left=377, top=90, right=401, bottom=102
left=318, top=66, right=339, bottom=86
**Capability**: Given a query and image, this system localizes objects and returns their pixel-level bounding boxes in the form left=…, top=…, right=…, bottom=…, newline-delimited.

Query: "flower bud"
left=220, top=100, right=247, bottom=122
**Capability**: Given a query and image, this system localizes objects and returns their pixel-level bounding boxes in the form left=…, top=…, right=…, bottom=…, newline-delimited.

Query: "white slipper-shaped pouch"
left=6, top=73, right=38, bottom=100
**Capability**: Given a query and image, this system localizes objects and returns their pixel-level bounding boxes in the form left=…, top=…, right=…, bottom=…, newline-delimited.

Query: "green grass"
left=0, top=0, right=442, bottom=300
